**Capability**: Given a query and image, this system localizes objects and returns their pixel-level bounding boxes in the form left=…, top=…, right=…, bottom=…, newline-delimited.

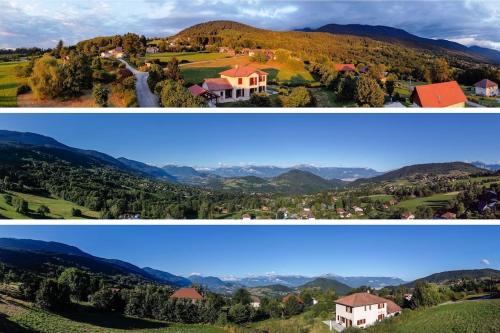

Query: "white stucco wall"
left=336, top=302, right=387, bottom=328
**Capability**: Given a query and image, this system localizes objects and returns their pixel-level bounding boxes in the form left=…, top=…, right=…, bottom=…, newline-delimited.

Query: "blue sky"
left=0, top=226, right=497, bottom=280
left=1, top=0, right=499, bottom=50
left=1, top=113, right=499, bottom=171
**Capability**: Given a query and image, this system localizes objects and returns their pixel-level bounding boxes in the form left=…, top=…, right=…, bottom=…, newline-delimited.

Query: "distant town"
left=1, top=20, right=499, bottom=108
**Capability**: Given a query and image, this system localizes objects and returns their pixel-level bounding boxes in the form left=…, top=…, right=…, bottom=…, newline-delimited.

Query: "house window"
left=357, top=319, right=366, bottom=325
left=236, top=89, right=243, bottom=98
left=260, top=75, right=266, bottom=82
left=220, top=91, right=224, bottom=98
left=346, top=306, right=352, bottom=313
left=238, top=78, right=243, bottom=85
left=250, top=88, right=257, bottom=95
left=225, top=89, right=233, bottom=98
left=364, top=306, right=367, bottom=311
left=378, top=303, right=385, bottom=309
left=249, top=78, right=256, bottom=86
left=378, top=314, right=385, bottom=321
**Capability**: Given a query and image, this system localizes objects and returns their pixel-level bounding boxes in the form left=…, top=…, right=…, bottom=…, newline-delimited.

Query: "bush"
left=249, top=92, right=271, bottom=107
left=281, top=87, right=314, bottom=107
left=93, top=84, right=109, bottom=107
left=3, top=194, right=12, bottom=206
left=58, top=268, right=91, bottom=301
left=12, top=197, right=28, bottom=214
left=228, top=304, right=252, bottom=324
left=122, top=76, right=136, bottom=90
left=36, top=205, right=50, bottom=216
left=36, top=279, right=71, bottom=311
left=156, top=80, right=205, bottom=107
left=71, top=208, right=82, bottom=217
left=355, top=74, right=385, bottom=107
left=16, top=84, right=31, bottom=95
left=92, top=70, right=115, bottom=83
left=91, top=288, right=125, bottom=312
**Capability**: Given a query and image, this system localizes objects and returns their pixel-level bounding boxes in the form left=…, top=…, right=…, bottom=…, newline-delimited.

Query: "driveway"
left=118, top=59, right=159, bottom=107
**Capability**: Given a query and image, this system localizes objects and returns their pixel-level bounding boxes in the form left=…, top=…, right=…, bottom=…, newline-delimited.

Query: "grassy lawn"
left=359, top=194, right=395, bottom=202
left=248, top=310, right=330, bottom=333
left=0, top=191, right=100, bottom=219
left=396, top=192, right=459, bottom=212
left=309, top=88, right=357, bottom=107
left=262, top=67, right=315, bottom=85
left=181, top=66, right=231, bottom=85
left=146, top=52, right=227, bottom=63
left=365, top=299, right=500, bottom=333
left=7, top=306, right=227, bottom=333
left=0, top=61, right=27, bottom=107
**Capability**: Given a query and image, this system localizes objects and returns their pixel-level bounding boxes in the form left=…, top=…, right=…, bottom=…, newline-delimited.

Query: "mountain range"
left=299, top=23, right=500, bottom=64
left=1, top=238, right=497, bottom=297
left=0, top=130, right=494, bottom=196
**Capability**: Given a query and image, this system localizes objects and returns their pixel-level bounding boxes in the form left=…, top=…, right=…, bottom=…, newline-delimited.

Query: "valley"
left=1, top=20, right=499, bottom=108
left=0, top=237, right=498, bottom=333
left=0, top=130, right=498, bottom=220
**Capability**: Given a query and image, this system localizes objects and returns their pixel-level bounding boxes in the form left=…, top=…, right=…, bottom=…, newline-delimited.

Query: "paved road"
left=118, top=59, right=159, bottom=107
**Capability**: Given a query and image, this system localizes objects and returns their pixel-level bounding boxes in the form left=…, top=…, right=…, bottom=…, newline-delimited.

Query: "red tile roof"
left=219, top=66, right=268, bottom=78
left=474, top=79, right=498, bottom=89
left=188, top=85, right=207, bottom=96
left=203, top=78, right=233, bottom=91
left=335, top=64, right=356, bottom=72
left=335, top=292, right=392, bottom=307
left=411, top=81, right=467, bottom=107
left=170, top=288, right=203, bottom=300
left=386, top=299, right=402, bottom=314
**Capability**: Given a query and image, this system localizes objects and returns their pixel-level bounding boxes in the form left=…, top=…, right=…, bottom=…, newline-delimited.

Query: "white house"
left=201, top=66, right=268, bottom=103
left=250, top=296, right=261, bottom=309
left=146, top=46, right=160, bottom=54
left=474, top=79, right=498, bottom=97
left=335, top=292, right=401, bottom=330
left=100, top=47, right=125, bottom=59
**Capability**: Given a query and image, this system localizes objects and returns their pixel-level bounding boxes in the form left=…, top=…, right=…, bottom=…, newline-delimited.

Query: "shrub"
left=71, top=208, right=82, bottom=217
left=355, top=74, right=385, bottom=107
left=91, top=288, right=126, bottom=312
left=36, top=279, right=71, bottom=311
left=249, top=92, right=271, bottom=107
left=36, top=205, right=50, bottom=216
left=281, top=87, right=314, bottom=107
left=16, top=84, right=31, bottom=95
left=93, top=84, right=109, bottom=107
left=122, top=76, right=136, bottom=90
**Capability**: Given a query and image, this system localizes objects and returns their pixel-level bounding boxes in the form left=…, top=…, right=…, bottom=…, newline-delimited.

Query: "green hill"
left=405, top=269, right=500, bottom=287
left=209, top=169, right=345, bottom=194
left=364, top=299, right=500, bottom=333
left=353, top=162, right=486, bottom=185
left=172, top=20, right=490, bottom=70
left=298, top=277, right=352, bottom=295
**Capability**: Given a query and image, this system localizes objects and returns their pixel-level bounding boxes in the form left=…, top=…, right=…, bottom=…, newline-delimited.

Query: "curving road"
left=118, top=59, right=159, bottom=107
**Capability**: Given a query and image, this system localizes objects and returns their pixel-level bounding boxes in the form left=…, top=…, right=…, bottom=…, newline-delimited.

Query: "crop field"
left=396, top=192, right=459, bottom=212
left=146, top=52, right=227, bottom=63
left=0, top=61, right=27, bottom=107
left=365, top=299, right=500, bottom=333
left=0, top=191, right=100, bottom=219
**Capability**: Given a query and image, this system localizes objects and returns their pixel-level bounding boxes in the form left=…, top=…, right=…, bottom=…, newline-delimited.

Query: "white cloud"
left=480, top=259, right=490, bottom=265
left=0, top=0, right=499, bottom=50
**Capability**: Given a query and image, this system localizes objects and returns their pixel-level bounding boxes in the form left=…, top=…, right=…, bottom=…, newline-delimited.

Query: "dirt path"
left=118, top=59, right=159, bottom=107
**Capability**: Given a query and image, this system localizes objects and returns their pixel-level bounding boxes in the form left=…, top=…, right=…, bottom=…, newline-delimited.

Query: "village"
left=1, top=28, right=499, bottom=108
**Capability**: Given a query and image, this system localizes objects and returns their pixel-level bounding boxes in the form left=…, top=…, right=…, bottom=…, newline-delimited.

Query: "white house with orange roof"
left=332, top=292, right=401, bottom=330
left=200, top=65, right=268, bottom=103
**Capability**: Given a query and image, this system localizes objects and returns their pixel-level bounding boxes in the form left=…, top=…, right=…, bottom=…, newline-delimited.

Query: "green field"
left=0, top=61, right=27, bottom=107
left=146, top=52, right=227, bottom=63
left=364, top=299, right=500, bottom=333
left=181, top=66, right=231, bottom=85
left=395, top=192, right=459, bottom=212
left=263, top=67, right=315, bottom=85
left=0, top=191, right=100, bottom=219
left=359, top=194, right=395, bottom=202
